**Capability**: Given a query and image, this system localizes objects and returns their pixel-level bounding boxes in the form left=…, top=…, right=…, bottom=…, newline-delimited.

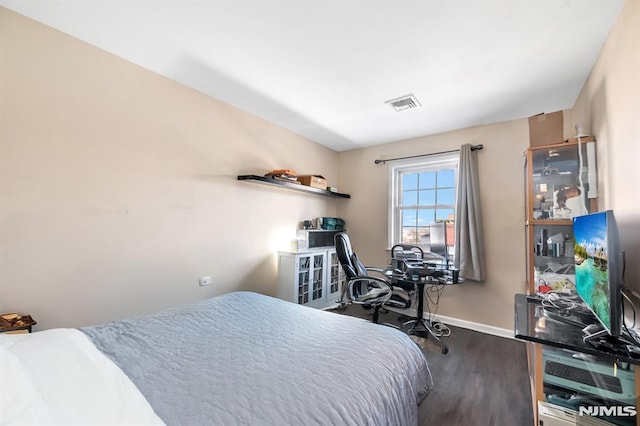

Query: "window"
left=388, top=152, right=458, bottom=256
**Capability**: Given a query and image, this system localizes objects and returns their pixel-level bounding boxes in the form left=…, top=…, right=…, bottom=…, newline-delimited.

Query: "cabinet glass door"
left=531, top=143, right=595, bottom=221
left=297, top=256, right=310, bottom=304
left=526, top=139, right=597, bottom=295
left=310, top=253, right=325, bottom=303
left=541, top=347, right=637, bottom=420
left=532, top=223, right=575, bottom=293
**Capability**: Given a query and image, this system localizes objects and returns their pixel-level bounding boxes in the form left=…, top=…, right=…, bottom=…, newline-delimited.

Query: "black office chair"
left=334, top=232, right=408, bottom=324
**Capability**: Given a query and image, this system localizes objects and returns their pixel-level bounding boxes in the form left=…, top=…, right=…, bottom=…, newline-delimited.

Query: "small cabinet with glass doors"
left=278, top=248, right=345, bottom=309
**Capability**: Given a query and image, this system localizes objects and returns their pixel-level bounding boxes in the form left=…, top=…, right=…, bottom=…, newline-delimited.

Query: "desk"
left=514, top=294, right=640, bottom=425
left=514, top=294, right=639, bottom=364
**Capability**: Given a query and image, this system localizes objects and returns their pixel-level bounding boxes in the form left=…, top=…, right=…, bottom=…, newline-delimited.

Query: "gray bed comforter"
left=82, top=291, right=431, bottom=425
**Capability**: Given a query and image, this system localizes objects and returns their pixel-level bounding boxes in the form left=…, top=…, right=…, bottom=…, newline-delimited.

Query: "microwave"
left=295, top=230, right=341, bottom=250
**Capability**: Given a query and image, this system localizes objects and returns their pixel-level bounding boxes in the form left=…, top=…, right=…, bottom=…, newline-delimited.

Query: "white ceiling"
left=0, top=1, right=624, bottom=151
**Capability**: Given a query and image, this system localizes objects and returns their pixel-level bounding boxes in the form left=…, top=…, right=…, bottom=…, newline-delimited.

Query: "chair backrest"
left=334, top=232, right=367, bottom=279
left=334, top=232, right=410, bottom=315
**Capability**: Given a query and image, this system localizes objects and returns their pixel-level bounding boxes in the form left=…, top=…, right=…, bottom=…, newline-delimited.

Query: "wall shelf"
left=237, top=175, right=350, bottom=199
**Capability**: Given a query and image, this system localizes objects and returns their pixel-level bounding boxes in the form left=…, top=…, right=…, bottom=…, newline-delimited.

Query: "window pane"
left=438, top=169, right=455, bottom=187
left=401, top=209, right=417, bottom=227
left=402, top=190, right=418, bottom=206
left=437, top=188, right=455, bottom=205
left=419, top=172, right=436, bottom=189
left=435, top=208, right=455, bottom=221
left=390, top=152, right=458, bottom=255
left=418, top=189, right=435, bottom=206
left=402, top=173, right=418, bottom=190
left=417, top=209, right=434, bottom=226
left=402, top=227, right=418, bottom=244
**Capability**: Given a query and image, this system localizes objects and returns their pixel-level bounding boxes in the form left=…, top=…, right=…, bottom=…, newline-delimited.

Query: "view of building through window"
left=399, top=168, right=456, bottom=254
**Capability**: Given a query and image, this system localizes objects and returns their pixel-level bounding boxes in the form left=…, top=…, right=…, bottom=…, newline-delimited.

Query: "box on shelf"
left=319, top=217, right=345, bottom=231
left=297, top=175, right=327, bottom=189
left=528, top=111, right=563, bottom=147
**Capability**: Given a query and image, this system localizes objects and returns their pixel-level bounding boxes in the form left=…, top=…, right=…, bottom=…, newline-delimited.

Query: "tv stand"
left=515, top=293, right=639, bottom=364
left=514, top=294, right=640, bottom=426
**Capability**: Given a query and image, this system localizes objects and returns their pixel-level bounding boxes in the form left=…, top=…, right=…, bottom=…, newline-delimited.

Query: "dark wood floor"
left=332, top=304, right=534, bottom=426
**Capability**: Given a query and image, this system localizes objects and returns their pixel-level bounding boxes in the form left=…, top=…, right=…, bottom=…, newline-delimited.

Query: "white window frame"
left=388, top=152, right=459, bottom=251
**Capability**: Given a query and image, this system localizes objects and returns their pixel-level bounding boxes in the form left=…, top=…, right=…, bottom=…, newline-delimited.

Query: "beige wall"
left=2, top=1, right=637, bottom=333
left=337, top=120, right=529, bottom=330
left=0, top=8, right=341, bottom=329
left=565, top=0, right=640, bottom=288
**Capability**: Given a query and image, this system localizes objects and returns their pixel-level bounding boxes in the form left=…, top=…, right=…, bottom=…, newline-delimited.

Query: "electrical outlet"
left=199, top=276, right=211, bottom=287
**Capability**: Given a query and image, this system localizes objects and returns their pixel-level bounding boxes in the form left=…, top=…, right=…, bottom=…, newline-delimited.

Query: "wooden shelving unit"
left=237, top=175, right=350, bottom=199
left=523, top=138, right=602, bottom=425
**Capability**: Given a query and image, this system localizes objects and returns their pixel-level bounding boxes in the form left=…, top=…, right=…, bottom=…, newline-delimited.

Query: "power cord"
left=424, top=281, right=451, bottom=337
left=540, top=292, right=578, bottom=311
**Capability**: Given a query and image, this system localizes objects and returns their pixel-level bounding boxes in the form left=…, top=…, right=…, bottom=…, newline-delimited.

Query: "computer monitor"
left=572, top=210, right=622, bottom=338
left=429, top=222, right=447, bottom=258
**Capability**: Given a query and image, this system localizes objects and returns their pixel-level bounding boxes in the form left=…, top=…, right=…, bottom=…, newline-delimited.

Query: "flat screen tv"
left=572, top=210, right=621, bottom=338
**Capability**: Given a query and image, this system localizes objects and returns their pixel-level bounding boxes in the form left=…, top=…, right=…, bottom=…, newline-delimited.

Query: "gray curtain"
left=454, top=144, right=486, bottom=281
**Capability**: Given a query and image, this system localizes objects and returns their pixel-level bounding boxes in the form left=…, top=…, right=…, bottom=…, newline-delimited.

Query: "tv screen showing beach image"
left=573, top=212, right=611, bottom=331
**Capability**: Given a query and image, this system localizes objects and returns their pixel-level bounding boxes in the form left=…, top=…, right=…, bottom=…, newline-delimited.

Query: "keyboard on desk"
left=545, top=360, right=623, bottom=393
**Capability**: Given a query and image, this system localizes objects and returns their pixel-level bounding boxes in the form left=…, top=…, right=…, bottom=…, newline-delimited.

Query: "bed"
left=1, top=291, right=432, bottom=425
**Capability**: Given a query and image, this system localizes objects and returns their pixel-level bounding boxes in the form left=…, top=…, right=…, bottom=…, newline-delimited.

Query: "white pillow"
left=0, top=328, right=165, bottom=425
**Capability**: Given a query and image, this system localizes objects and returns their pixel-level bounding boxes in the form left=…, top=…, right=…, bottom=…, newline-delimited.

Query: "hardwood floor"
left=333, top=304, right=534, bottom=426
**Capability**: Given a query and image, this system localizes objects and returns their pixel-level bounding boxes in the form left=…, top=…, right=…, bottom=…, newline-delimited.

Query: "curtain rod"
left=374, top=144, right=483, bottom=165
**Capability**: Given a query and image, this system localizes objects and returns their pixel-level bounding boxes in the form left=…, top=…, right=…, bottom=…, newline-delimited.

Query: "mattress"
left=82, top=291, right=432, bottom=425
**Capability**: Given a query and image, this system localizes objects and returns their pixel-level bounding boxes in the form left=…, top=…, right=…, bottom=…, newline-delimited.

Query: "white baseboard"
left=433, top=314, right=515, bottom=339
left=384, top=305, right=515, bottom=339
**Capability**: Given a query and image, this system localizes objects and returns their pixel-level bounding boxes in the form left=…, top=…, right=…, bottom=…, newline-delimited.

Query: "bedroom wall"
left=336, top=119, right=530, bottom=331
left=564, top=0, right=639, bottom=290
left=3, top=3, right=635, bottom=334
left=0, top=8, right=341, bottom=329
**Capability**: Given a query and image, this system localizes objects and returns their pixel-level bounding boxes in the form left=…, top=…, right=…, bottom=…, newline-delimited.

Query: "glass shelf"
left=514, top=294, right=640, bottom=365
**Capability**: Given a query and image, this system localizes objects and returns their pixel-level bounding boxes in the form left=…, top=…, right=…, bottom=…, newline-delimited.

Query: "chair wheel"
left=442, top=347, right=449, bottom=355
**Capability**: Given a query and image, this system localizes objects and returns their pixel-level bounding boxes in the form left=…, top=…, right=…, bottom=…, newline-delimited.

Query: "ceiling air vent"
left=385, top=94, right=421, bottom=112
